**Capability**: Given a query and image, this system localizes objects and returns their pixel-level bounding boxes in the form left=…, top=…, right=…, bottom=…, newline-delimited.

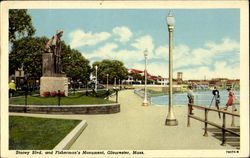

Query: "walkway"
left=10, top=90, right=239, bottom=150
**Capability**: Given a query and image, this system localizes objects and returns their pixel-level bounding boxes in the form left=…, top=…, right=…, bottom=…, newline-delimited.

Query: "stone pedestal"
left=40, top=77, right=68, bottom=96
left=43, top=53, right=55, bottom=77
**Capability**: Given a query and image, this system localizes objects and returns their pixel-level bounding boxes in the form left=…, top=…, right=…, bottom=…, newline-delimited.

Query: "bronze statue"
left=45, top=30, right=63, bottom=74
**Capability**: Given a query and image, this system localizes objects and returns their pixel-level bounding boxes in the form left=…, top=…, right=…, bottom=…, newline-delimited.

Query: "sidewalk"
left=70, top=89, right=239, bottom=150
left=11, top=89, right=239, bottom=150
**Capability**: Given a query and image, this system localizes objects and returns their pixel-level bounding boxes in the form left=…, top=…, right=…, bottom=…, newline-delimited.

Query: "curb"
left=9, top=103, right=118, bottom=107
left=9, top=103, right=120, bottom=114
left=53, top=120, right=88, bottom=150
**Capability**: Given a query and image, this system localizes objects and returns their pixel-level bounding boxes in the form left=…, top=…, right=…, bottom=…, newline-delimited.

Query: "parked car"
left=132, top=81, right=141, bottom=85
left=80, top=84, right=87, bottom=88
left=97, top=84, right=105, bottom=89
left=88, top=83, right=105, bottom=89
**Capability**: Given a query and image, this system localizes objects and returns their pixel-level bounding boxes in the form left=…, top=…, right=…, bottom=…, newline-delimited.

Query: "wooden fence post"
left=187, top=104, right=191, bottom=127
left=231, top=105, right=236, bottom=127
left=221, top=113, right=226, bottom=146
left=58, top=90, right=61, bottom=106
left=203, top=109, right=208, bottom=136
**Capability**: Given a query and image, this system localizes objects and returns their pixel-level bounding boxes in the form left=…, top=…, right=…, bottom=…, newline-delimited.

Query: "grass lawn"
left=9, top=93, right=115, bottom=105
left=9, top=116, right=81, bottom=150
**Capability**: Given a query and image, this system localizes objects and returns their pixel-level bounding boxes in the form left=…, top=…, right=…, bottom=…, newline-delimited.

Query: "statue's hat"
left=56, top=29, right=63, bottom=34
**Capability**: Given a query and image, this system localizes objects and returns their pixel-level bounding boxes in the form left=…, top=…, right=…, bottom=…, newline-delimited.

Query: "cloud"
left=82, top=34, right=156, bottom=64
left=131, top=59, right=239, bottom=80
left=174, top=44, right=190, bottom=61
left=205, top=37, right=240, bottom=53
left=75, top=26, right=240, bottom=80
left=131, top=35, right=155, bottom=56
left=83, top=43, right=118, bottom=59
left=69, top=29, right=111, bottom=48
left=174, top=38, right=240, bottom=69
left=154, top=45, right=168, bottom=59
left=143, top=38, right=240, bottom=79
left=148, top=62, right=169, bottom=77
left=112, top=26, right=133, bottom=43
left=132, top=61, right=169, bottom=78
left=171, top=38, right=240, bottom=79
left=152, top=44, right=190, bottom=61
left=177, top=61, right=240, bottom=80
left=82, top=42, right=143, bottom=64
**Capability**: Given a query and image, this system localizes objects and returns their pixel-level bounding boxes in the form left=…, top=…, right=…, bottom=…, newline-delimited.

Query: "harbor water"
left=150, top=90, right=240, bottom=106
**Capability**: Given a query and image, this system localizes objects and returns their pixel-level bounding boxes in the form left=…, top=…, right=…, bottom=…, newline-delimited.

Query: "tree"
left=9, top=36, right=48, bottom=79
left=62, top=46, right=91, bottom=84
left=129, top=71, right=143, bottom=82
left=9, top=37, right=91, bottom=84
left=9, top=9, right=36, bottom=42
left=92, top=59, right=128, bottom=84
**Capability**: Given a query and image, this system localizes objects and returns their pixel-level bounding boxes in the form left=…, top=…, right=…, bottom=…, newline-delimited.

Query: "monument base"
left=40, top=76, right=68, bottom=96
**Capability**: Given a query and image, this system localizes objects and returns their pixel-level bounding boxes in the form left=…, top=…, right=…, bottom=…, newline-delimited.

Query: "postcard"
left=1, top=0, right=249, bottom=157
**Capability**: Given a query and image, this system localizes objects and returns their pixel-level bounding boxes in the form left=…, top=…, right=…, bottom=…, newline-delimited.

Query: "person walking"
left=9, top=80, right=16, bottom=97
left=187, top=85, right=194, bottom=115
left=224, top=87, right=237, bottom=111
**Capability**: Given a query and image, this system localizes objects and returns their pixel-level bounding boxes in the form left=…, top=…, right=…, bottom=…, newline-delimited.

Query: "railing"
left=134, top=89, right=144, bottom=98
left=149, top=93, right=240, bottom=106
left=194, top=94, right=240, bottom=105
left=134, top=89, right=152, bottom=103
left=187, top=104, right=240, bottom=146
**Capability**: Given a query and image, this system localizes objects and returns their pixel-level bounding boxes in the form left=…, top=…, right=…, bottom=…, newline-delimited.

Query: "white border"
left=1, top=1, right=249, bottom=157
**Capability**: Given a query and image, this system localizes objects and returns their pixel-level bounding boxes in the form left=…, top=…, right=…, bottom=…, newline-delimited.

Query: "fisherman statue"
left=40, top=29, right=68, bottom=96
left=45, top=29, right=64, bottom=74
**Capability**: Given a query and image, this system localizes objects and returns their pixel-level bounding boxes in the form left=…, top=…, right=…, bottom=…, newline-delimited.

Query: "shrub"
left=88, top=89, right=114, bottom=98
left=59, top=91, right=65, bottom=97
left=43, top=92, right=50, bottom=97
left=50, top=91, right=57, bottom=97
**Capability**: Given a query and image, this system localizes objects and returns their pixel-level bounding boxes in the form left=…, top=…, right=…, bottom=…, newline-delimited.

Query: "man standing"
left=187, top=85, right=194, bottom=115
left=212, top=87, right=220, bottom=107
left=212, top=86, right=221, bottom=118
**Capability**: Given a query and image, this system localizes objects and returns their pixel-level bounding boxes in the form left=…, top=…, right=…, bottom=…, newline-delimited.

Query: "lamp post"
left=165, top=11, right=178, bottom=126
left=106, top=74, right=109, bottom=90
left=114, top=77, right=116, bottom=88
left=95, top=65, right=98, bottom=91
left=119, top=79, right=121, bottom=90
left=142, top=49, right=149, bottom=106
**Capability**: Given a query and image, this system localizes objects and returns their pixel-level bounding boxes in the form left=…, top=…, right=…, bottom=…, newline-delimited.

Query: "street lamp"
left=106, top=74, right=109, bottom=90
left=165, top=11, right=178, bottom=126
left=114, top=77, right=116, bottom=88
left=142, top=49, right=149, bottom=106
left=119, top=79, right=121, bottom=89
left=95, top=65, right=98, bottom=91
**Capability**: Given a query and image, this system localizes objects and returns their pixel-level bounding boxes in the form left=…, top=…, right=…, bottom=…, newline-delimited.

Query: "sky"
left=27, top=9, right=240, bottom=80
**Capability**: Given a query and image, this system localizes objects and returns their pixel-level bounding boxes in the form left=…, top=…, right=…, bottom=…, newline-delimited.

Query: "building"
left=9, top=66, right=25, bottom=90
left=126, top=68, right=144, bottom=84
left=207, top=78, right=240, bottom=90
left=156, top=77, right=169, bottom=85
left=226, top=79, right=240, bottom=90
left=128, top=68, right=144, bottom=75
left=126, top=68, right=168, bottom=85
